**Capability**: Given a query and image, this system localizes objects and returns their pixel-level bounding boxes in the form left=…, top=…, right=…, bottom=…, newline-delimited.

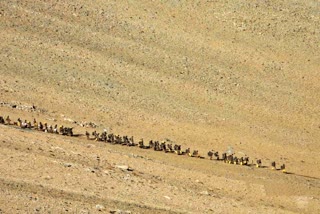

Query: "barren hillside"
left=0, top=0, right=319, bottom=213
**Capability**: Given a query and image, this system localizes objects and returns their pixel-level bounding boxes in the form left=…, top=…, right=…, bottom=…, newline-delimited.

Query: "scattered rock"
left=64, top=118, right=76, bottom=123
left=87, top=144, right=95, bottom=148
left=123, top=174, right=131, bottom=180
left=44, top=175, right=53, bottom=180
left=115, top=165, right=133, bottom=171
left=164, top=196, right=171, bottom=200
left=200, top=191, right=210, bottom=196
left=64, top=163, right=72, bottom=167
left=116, top=165, right=129, bottom=170
left=0, top=101, right=43, bottom=112
left=84, top=168, right=93, bottom=173
left=154, top=175, right=162, bottom=181
left=95, top=204, right=105, bottom=211
left=130, top=154, right=144, bottom=159
left=104, top=170, right=112, bottom=174
left=195, top=179, right=203, bottom=184
left=79, top=121, right=97, bottom=128
left=109, top=210, right=131, bottom=214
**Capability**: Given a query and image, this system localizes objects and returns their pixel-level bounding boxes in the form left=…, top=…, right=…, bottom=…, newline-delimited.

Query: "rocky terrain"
left=0, top=0, right=319, bottom=213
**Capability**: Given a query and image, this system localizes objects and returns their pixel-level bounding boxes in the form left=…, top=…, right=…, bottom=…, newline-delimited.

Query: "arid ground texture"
left=0, top=0, right=319, bottom=213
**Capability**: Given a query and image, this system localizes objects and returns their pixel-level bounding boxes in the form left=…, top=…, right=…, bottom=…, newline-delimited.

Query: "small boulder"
left=64, top=163, right=72, bottom=167
left=200, top=190, right=210, bottom=196
left=96, top=204, right=105, bottom=211
left=110, top=210, right=131, bottom=214
left=115, top=165, right=133, bottom=171
left=164, top=196, right=171, bottom=200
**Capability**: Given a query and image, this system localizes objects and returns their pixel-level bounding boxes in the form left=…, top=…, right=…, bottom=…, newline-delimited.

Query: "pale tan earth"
left=0, top=0, right=320, bottom=213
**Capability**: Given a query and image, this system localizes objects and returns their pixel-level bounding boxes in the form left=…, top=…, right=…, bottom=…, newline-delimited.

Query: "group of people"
left=85, top=128, right=286, bottom=172
left=0, top=114, right=286, bottom=173
left=208, top=150, right=286, bottom=172
left=0, top=115, right=73, bottom=136
left=86, top=130, right=186, bottom=153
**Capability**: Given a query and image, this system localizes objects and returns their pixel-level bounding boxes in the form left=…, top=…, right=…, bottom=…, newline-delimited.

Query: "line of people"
left=86, top=129, right=286, bottom=172
left=0, top=115, right=286, bottom=173
left=208, top=150, right=286, bottom=172
left=0, top=115, right=74, bottom=136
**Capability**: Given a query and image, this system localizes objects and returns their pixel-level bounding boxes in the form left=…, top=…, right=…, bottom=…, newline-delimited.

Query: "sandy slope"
left=0, top=0, right=319, bottom=213
left=0, top=124, right=319, bottom=213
